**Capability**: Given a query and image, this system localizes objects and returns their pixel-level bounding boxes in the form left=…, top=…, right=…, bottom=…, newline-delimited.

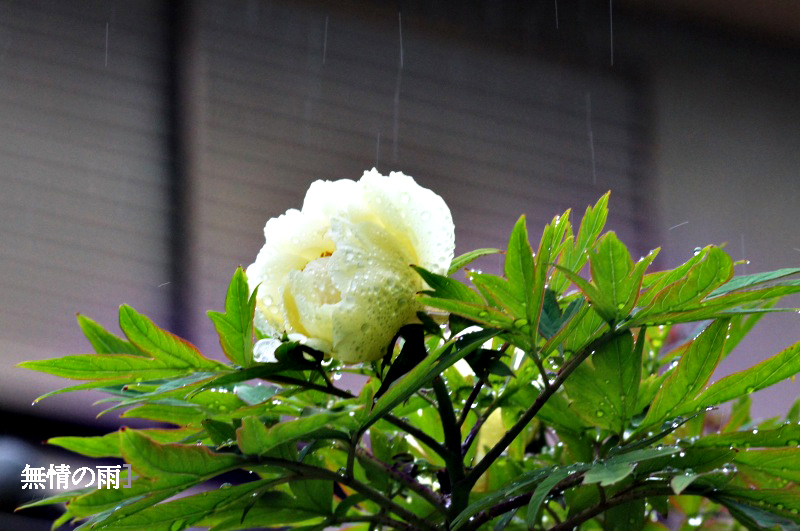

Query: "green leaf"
left=709, top=267, right=800, bottom=297
left=363, top=330, right=498, bottom=433
left=504, top=215, right=535, bottom=308
left=236, top=416, right=271, bottom=455
left=563, top=331, right=640, bottom=433
left=635, top=447, right=736, bottom=477
left=670, top=473, right=699, bottom=495
left=588, top=232, right=653, bottom=320
left=78, top=315, right=144, bottom=356
left=603, top=499, right=645, bottom=531
left=196, top=488, right=324, bottom=530
left=413, top=266, right=482, bottom=304
left=468, top=272, right=526, bottom=317
left=418, top=296, right=514, bottom=330
left=527, top=211, right=572, bottom=341
left=91, top=480, right=319, bottom=530
left=120, top=428, right=243, bottom=480
left=18, top=354, right=205, bottom=382
left=49, top=428, right=197, bottom=458
left=734, top=448, right=800, bottom=482
left=640, top=319, right=731, bottom=429
left=713, top=487, right=800, bottom=528
left=682, top=339, right=800, bottom=416
left=526, top=467, right=573, bottom=528
left=541, top=301, right=590, bottom=357
left=449, top=248, right=503, bottom=275
left=238, top=413, right=349, bottom=456
left=202, top=419, right=237, bottom=447
left=15, top=486, right=95, bottom=510
left=637, top=246, right=733, bottom=316
left=693, top=424, right=800, bottom=449
left=538, top=289, right=563, bottom=339
left=553, top=265, right=615, bottom=322
left=451, top=465, right=571, bottom=530
left=717, top=497, right=800, bottom=530
left=120, top=402, right=207, bottom=425
left=207, top=267, right=256, bottom=367
left=582, top=462, right=635, bottom=486
left=68, top=471, right=188, bottom=520
left=119, top=305, right=226, bottom=370
left=493, top=508, right=518, bottom=531
left=722, top=302, right=778, bottom=359
left=290, top=455, right=332, bottom=515
left=551, top=192, right=609, bottom=294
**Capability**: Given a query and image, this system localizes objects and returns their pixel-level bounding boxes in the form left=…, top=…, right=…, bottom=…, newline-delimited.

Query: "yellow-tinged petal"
left=246, top=170, right=454, bottom=363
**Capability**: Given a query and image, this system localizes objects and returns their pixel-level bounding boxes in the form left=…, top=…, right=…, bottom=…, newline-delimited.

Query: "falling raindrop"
left=609, top=0, right=614, bottom=66
left=322, top=15, right=329, bottom=65
left=104, top=22, right=109, bottom=67
left=740, top=234, right=748, bottom=275
left=398, top=12, right=404, bottom=70
left=554, top=0, right=559, bottom=29
left=669, top=221, right=689, bottom=231
left=375, top=130, right=381, bottom=169
left=586, top=92, right=597, bottom=184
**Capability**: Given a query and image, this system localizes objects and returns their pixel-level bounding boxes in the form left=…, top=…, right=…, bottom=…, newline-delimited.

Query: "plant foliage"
left=19, top=194, right=800, bottom=530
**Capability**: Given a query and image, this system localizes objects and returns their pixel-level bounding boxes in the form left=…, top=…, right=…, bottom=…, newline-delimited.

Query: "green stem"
left=464, top=330, right=620, bottom=488
left=254, top=456, right=438, bottom=531
left=433, top=376, right=468, bottom=517
left=261, top=374, right=455, bottom=463
left=346, top=431, right=359, bottom=478
left=530, top=349, right=551, bottom=391
left=457, top=377, right=484, bottom=428
left=383, top=415, right=457, bottom=464
left=333, top=514, right=419, bottom=531
left=356, top=448, right=447, bottom=516
left=550, top=484, right=677, bottom=531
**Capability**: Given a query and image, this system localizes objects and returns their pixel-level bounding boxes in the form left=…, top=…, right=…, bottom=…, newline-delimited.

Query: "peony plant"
left=18, top=172, right=800, bottom=530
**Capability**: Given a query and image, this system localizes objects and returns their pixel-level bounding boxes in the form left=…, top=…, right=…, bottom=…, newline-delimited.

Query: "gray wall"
left=645, top=28, right=800, bottom=420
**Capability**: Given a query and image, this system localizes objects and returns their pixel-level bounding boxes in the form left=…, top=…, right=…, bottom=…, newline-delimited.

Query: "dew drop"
left=596, top=410, right=605, bottom=417
left=785, top=439, right=799, bottom=446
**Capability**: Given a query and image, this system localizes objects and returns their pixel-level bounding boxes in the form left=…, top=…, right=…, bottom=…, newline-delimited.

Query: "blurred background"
left=0, top=0, right=798, bottom=527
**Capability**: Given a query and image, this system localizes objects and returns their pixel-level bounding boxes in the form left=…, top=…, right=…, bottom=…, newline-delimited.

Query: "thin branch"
left=464, top=472, right=664, bottom=531
left=346, top=431, right=359, bottom=478
left=261, top=373, right=455, bottom=463
left=465, top=330, right=620, bottom=488
left=416, top=389, right=438, bottom=407
left=433, top=377, right=466, bottom=487
left=544, top=502, right=562, bottom=525
left=530, top=350, right=551, bottom=391
left=461, top=384, right=504, bottom=456
left=384, top=414, right=457, bottom=463
left=332, top=514, right=419, bottom=531
left=459, top=343, right=513, bottom=454
left=457, top=376, right=484, bottom=428
left=355, top=448, right=447, bottom=515
left=551, top=485, right=676, bottom=531
left=254, top=456, right=438, bottom=531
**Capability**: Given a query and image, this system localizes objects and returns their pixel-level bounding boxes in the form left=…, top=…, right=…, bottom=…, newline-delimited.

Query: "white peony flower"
left=246, top=169, right=455, bottom=363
